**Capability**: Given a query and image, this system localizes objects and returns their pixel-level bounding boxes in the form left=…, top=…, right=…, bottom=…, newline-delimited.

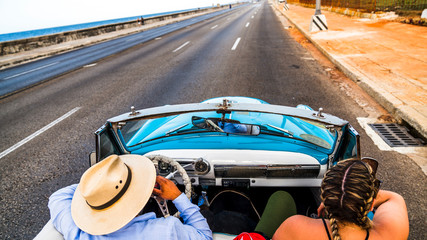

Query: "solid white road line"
left=211, top=25, right=218, bottom=29
left=4, top=62, right=59, bottom=80
left=173, top=41, right=190, bottom=52
left=231, top=37, right=241, bottom=51
left=0, top=107, right=81, bottom=159
left=246, top=22, right=250, bottom=27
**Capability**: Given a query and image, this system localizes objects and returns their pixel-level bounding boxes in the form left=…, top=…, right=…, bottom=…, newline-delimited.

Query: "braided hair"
left=320, top=159, right=379, bottom=240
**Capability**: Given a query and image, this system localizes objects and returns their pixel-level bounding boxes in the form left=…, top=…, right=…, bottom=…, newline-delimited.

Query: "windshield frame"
left=109, top=102, right=347, bottom=154
left=114, top=112, right=341, bottom=153
left=108, top=102, right=348, bottom=126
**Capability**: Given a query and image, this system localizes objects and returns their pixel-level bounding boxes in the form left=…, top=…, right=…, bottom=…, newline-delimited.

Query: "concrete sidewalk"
left=274, top=3, right=427, bottom=140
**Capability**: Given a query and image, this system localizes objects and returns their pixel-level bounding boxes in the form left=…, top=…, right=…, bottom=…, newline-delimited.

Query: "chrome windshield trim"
left=214, top=164, right=321, bottom=169
left=108, top=102, right=348, bottom=126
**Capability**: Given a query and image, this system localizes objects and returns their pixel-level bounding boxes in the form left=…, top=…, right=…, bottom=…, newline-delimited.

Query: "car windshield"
left=118, top=111, right=337, bottom=150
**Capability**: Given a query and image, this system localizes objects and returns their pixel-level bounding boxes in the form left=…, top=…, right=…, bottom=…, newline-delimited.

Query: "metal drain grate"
left=369, top=123, right=424, bottom=147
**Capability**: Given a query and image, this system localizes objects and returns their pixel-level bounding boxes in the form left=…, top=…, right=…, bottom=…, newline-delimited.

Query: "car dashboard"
left=145, top=149, right=326, bottom=187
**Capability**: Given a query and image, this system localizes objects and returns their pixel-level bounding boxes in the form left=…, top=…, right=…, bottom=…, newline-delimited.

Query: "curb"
left=274, top=4, right=427, bottom=140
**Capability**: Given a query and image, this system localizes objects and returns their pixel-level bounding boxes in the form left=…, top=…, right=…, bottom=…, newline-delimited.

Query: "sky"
left=0, top=0, right=237, bottom=34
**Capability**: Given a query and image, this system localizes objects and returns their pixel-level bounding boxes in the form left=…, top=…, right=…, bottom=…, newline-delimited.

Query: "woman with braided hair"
left=272, top=158, right=409, bottom=240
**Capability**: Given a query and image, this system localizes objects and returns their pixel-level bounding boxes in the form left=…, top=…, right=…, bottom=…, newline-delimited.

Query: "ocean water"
left=0, top=7, right=209, bottom=42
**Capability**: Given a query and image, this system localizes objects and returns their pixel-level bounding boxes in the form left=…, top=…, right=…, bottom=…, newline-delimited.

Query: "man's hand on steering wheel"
left=152, top=176, right=182, bottom=201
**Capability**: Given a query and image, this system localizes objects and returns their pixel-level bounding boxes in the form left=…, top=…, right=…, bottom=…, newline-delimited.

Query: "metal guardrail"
left=288, top=0, right=427, bottom=12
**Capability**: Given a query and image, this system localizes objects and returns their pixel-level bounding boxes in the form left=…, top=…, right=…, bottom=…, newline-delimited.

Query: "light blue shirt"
left=49, top=184, right=213, bottom=240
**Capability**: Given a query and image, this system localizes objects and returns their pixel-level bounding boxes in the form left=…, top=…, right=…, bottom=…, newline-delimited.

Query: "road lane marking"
left=0, top=107, right=81, bottom=160
left=251, top=16, right=254, bottom=18
left=4, top=62, right=59, bottom=80
left=125, top=37, right=139, bottom=42
left=211, top=25, right=218, bottom=29
left=173, top=41, right=190, bottom=52
left=231, top=37, right=241, bottom=51
left=246, top=22, right=250, bottom=27
left=83, top=63, right=97, bottom=68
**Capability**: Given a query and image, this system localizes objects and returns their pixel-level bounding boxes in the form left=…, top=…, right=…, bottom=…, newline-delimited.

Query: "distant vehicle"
left=36, top=96, right=360, bottom=239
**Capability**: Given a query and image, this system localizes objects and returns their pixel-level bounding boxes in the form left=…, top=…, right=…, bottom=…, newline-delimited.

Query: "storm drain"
left=369, top=123, right=424, bottom=147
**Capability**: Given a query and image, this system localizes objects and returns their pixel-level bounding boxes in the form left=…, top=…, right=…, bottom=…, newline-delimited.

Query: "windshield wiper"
left=266, top=124, right=294, bottom=137
left=129, top=129, right=220, bottom=148
left=166, top=124, right=189, bottom=136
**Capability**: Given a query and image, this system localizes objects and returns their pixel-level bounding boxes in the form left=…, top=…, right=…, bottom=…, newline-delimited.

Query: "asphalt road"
left=0, top=1, right=425, bottom=239
left=0, top=6, right=240, bottom=98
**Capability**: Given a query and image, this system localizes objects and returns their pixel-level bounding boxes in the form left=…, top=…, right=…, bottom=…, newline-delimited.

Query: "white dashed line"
left=246, top=22, right=250, bottom=27
left=125, top=37, right=139, bottom=42
left=251, top=16, right=254, bottom=19
left=231, top=37, right=241, bottom=51
left=0, top=107, right=81, bottom=159
left=83, top=63, right=97, bottom=68
left=211, top=25, right=218, bottom=29
left=4, top=62, right=59, bottom=80
left=173, top=41, right=190, bottom=53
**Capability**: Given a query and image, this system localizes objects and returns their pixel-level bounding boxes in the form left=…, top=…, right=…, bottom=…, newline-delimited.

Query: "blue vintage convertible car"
left=36, top=96, right=360, bottom=239
left=92, top=96, right=358, bottom=184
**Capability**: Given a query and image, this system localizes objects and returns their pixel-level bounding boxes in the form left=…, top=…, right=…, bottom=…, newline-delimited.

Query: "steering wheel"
left=146, top=155, right=192, bottom=218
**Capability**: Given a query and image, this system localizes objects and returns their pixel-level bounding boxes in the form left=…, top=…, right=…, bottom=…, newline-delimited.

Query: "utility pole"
left=309, top=0, right=328, bottom=32
left=283, top=0, right=289, bottom=11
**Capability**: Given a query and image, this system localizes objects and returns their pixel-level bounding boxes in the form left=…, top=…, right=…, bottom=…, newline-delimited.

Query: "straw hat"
left=71, top=154, right=156, bottom=235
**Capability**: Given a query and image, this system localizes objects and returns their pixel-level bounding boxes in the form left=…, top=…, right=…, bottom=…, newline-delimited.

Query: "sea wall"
left=0, top=7, right=226, bottom=56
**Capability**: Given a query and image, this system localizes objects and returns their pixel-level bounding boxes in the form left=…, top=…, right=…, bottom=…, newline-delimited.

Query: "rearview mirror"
left=192, top=116, right=260, bottom=135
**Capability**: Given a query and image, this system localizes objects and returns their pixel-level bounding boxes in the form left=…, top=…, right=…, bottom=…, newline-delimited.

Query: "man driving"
left=47, top=154, right=212, bottom=240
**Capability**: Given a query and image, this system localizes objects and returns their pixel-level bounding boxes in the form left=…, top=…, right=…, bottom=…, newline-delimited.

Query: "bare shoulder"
left=273, top=215, right=326, bottom=240
left=372, top=191, right=409, bottom=239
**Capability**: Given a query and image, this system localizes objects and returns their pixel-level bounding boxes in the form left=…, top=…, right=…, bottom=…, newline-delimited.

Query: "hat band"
left=86, top=164, right=132, bottom=210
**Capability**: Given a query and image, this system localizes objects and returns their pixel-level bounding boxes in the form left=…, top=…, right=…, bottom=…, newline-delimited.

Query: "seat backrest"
left=33, top=219, right=64, bottom=240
